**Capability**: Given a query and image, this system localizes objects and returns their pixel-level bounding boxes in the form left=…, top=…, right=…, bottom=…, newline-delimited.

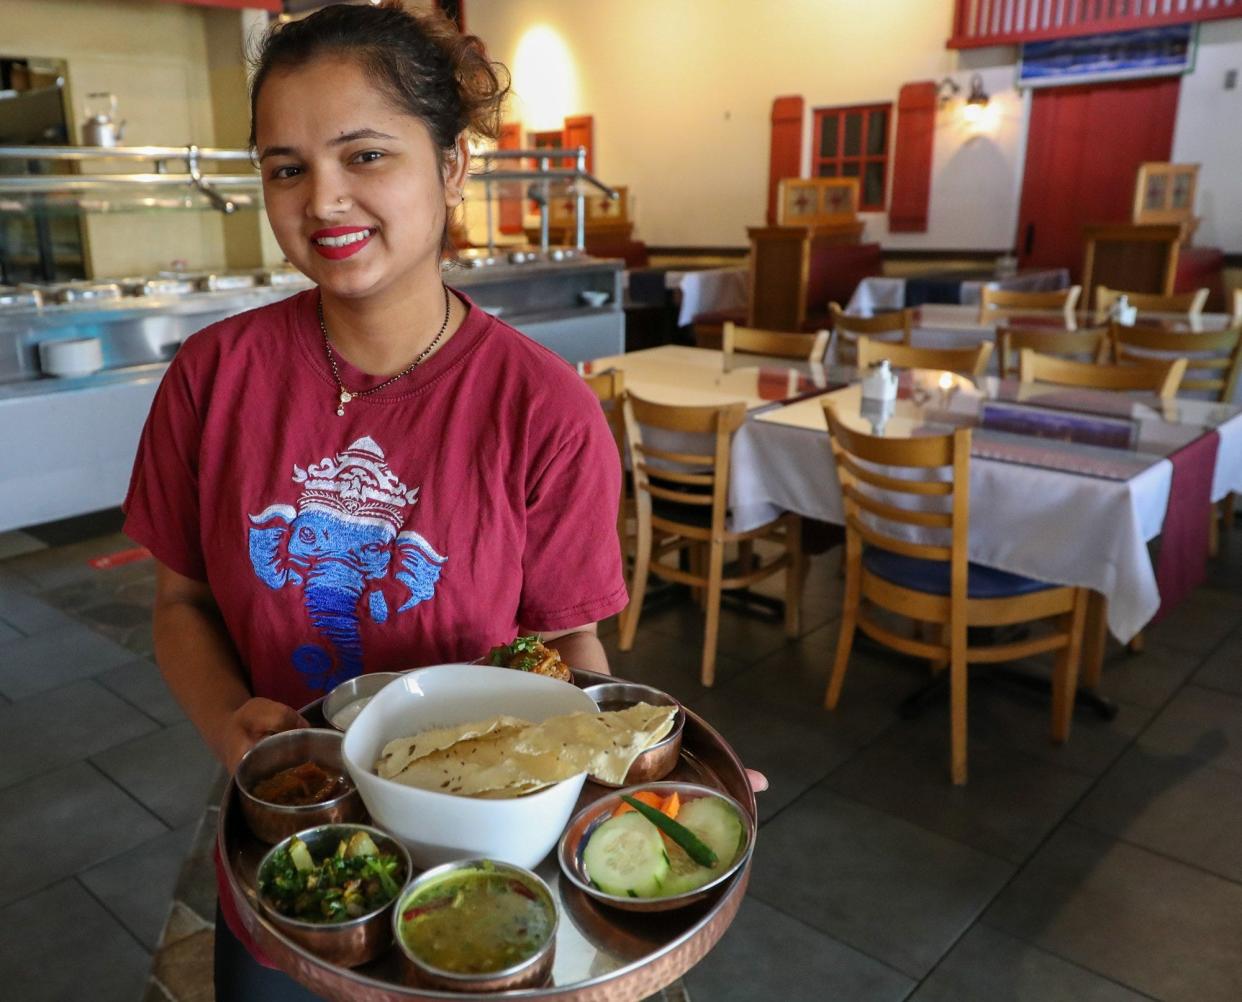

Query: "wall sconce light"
left=962, top=74, right=990, bottom=125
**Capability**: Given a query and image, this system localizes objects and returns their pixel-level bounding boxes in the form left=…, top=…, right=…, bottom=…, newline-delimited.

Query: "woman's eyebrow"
left=257, top=129, right=398, bottom=162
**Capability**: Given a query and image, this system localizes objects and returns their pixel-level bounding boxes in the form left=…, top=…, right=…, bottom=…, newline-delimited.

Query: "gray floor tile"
left=825, top=718, right=1093, bottom=863
left=909, top=923, right=1148, bottom=1002
left=601, top=620, right=751, bottom=703
left=0, top=621, right=136, bottom=700
left=2, top=531, right=137, bottom=590
left=0, top=679, right=160, bottom=789
left=0, top=581, right=77, bottom=636
left=1142, top=586, right=1242, bottom=656
left=0, top=619, right=20, bottom=644
left=1091, top=642, right=1204, bottom=710
left=748, top=786, right=1014, bottom=979
left=0, top=761, right=166, bottom=907
left=1192, top=625, right=1242, bottom=697
left=685, top=896, right=913, bottom=1002
left=637, top=593, right=800, bottom=668
left=80, top=822, right=197, bottom=951
left=984, top=823, right=1242, bottom=1002
left=1071, top=744, right=1242, bottom=882
left=688, top=623, right=924, bottom=821
left=0, top=529, right=47, bottom=560
left=0, top=880, right=151, bottom=1002
left=91, top=721, right=223, bottom=828
left=1136, top=684, right=1242, bottom=776
left=97, top=659, right=185, bottom=726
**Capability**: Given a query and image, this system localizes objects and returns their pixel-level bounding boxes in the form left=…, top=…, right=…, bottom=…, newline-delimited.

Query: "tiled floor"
left=3, top=510, right=1242, bottom=1001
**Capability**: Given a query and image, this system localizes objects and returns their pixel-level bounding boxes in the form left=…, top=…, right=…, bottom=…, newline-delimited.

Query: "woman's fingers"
left=745, top=768, right=769, bottom=793
left=241, top=697, right=309, bottom=739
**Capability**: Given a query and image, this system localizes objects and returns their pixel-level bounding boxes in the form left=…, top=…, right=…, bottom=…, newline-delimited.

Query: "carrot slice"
left=611, top=790, right=665, bottom=818
left=660, top=791, right=680, bottom=819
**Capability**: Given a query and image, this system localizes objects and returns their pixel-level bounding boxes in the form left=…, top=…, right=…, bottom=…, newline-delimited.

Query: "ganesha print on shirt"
left=246, top=436, right=447, bottom=692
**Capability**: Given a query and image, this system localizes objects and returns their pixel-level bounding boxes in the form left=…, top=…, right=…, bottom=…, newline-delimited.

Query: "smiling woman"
left=119, top=3, right=628, bottom=1000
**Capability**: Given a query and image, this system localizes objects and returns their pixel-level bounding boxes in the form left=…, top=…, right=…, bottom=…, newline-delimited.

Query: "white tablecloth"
left=847, top=269, right=1071, bottom=317
left=727, top=403, right=1242, bottom=643
left=665, top=267, right=749, bottom=326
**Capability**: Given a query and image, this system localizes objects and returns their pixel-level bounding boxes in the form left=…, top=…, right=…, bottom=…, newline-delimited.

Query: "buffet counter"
left=0, top=256, right=623, bottom=532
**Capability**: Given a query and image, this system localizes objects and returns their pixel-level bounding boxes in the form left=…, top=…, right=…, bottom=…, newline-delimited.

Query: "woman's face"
left=254, top=56, right=464, bottom=303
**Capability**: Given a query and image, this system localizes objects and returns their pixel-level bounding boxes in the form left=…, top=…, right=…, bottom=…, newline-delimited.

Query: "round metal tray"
left=219, top=670, right=756, bottom=1001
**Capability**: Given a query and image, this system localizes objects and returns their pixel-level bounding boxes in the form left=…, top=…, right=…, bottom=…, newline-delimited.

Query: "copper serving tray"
left=219, top=669, right=756, bottom=1001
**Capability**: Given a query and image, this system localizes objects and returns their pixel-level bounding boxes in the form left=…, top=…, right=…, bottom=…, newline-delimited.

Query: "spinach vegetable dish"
left=261, top=830, right=403, bottom=923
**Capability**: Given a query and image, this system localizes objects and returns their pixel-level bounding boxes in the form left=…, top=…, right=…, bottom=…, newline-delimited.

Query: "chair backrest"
left=978, top=284, right=1081, bottom=324
left=722, top=321, right=830, bottom=364
left=1095, top=285, right=1208, bottom=321
left=622, top=393, right=746, bottom=537
left=996, top=325, right=1109, bottom=378
left=1111, top=324, right=1242, bottom=403
left=828, top=302, right=912, bottom=364
left=1018, top=348, right=1187, bottom=398
left=1232, top=288, right=1242, bottom=326
left=856, top=335, right=993, bottom=378
left=583, top=368, right=626, bottom=452
left=823, top=403, right=970, bottom=591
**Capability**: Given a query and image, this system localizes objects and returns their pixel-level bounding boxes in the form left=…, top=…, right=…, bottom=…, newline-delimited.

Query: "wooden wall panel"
left=888, top=82, right=937, bottom=233
left=767, top=96, right=803, bottom=227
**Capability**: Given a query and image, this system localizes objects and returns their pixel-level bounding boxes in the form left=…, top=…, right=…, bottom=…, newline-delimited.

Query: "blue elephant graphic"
left=246, top=436, right=446, bottom=692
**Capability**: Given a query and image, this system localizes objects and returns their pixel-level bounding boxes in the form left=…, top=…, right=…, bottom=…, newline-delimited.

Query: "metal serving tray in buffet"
left=219, top=669, right=755, bottom=1001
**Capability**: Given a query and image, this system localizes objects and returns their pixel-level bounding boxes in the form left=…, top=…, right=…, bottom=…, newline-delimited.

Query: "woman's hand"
left=221, top=697, right=309, bottom=774
left=746, top=769, right=769, bottom=793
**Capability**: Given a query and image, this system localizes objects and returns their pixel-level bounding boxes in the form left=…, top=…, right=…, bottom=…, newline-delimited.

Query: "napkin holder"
left=861, top=359, right=898, bottom=402
left=1111, top=295, right=1137, bottom=327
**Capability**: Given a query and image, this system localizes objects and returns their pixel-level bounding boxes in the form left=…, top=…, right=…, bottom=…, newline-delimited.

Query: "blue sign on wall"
left=1019, top=24, right=1196, bottom=88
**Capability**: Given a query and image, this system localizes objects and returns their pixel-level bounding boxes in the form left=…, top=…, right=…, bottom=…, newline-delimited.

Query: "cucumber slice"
left=658, top=796, right=745, bottom=895
left=583, top=813, right=669, bottom=898
left=675, top=797, right=745, bottom=868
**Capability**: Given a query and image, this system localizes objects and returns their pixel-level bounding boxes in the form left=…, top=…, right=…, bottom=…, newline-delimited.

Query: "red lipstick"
left=310, top=226, right=374, bottom=260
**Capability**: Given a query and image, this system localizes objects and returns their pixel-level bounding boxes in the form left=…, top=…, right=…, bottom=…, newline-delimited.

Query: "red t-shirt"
left=124, top=288, right=627, bottom=710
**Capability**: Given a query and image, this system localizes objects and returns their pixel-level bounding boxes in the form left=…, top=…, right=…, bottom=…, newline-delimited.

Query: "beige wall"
left=467, top=0, right=1021, bottom=250
left=468, top=0, right=1242, bottom=271
left=4, top=0, right=270, bottom=277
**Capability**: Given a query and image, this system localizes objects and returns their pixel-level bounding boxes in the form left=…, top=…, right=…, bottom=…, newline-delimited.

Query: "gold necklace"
left=319, top=286, right=452, bottom=416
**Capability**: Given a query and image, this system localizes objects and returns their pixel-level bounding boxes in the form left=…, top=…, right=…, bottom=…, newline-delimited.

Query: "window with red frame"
left=811, top=104, right=891, bottom=212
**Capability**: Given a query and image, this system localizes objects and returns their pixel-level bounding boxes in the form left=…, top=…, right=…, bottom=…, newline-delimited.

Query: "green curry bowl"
left=256, top=823, right=412, bottom=968
left=392, top=858, right=558, bottom=992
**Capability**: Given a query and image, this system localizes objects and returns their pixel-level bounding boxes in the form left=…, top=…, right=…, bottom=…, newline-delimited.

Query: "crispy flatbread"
left=375, top=715, right=530, bottom=780
left=375, top=703, right=678, bottom=796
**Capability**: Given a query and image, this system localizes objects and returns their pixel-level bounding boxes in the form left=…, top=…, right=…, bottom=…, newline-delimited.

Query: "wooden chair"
left=822, top=404, right=1089, bottom=785
left=1111, top=325, right=1242, bottom=555
left=583, top=369, right=630, bottom=553
left=996, top=325, right=1110, bottom=378
left=722, top=321, right=830, bottom=365
left=1018, top=349, right=1186, bottom=398
left=978, top=285, right=1081, bottom=325
left=1094, top=285, right=1209, bottom=322
left=1232, top=288, right=1242, bottom=326
left=828, top=301, right=912, bottom=365
left=856, top=336, right=993, bottom=378
left=1111, top=325, right=1242, bottom=402
left=618, top=394, right=802, bottom=687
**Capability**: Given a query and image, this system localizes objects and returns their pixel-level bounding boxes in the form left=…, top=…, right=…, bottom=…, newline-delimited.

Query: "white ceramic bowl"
left=341, top=664, right=597, bottom=869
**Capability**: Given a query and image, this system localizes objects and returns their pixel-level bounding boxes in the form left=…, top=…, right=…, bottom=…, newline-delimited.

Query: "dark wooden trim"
left=1224, top=253, right=1242, bottom=269
left=647, top=246, right=749, bottom=259
left=881, top=248, right=1010, bottom=260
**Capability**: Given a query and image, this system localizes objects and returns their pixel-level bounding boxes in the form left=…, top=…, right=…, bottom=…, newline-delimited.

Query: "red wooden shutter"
left=562, top=115, right=593, bottom=174
left=497, top=122, right=522, bottom=235
left=888, top=82, right=937, bottom=233
left=767, top=96, right=803, bottom=226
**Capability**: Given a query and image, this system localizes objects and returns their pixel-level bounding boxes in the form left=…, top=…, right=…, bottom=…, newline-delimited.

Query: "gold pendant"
left=337, top=388, right=351, bottom=417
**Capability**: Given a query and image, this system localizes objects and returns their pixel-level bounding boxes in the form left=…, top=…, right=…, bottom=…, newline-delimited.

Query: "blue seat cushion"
left=862, top=548, right=1058, bottom=599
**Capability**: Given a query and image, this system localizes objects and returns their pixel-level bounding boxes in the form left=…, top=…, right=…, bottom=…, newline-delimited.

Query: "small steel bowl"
left=581, top=682, right=684, bottom=786
left=256, top=823, right=410, bottom=968
left=558, top=781, right=755, bottom=913
left=323, top=672, right=404, bottom=732
left=236, top=728, right=366, bottom=844
left=393, top=858, right=557, bottom=992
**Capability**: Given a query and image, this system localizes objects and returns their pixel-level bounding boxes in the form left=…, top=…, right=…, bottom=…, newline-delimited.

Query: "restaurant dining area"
left=4, top=1, right=1242, bottom=1001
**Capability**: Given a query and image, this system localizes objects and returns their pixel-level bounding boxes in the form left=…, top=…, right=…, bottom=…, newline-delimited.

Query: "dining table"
left=586, top=344, right=1242, bottom=692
